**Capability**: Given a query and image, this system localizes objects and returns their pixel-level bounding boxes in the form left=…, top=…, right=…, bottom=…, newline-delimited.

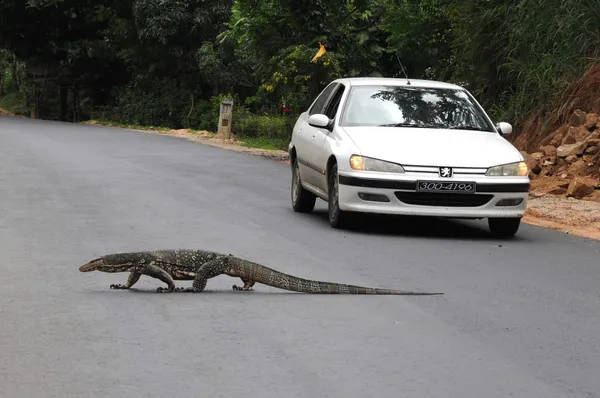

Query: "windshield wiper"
left=378, top=122, right=423, bottom=127
left=448, top=125, right=486, bottom=131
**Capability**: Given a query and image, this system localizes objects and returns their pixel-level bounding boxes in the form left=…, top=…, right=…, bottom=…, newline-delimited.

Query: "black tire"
left=291, top=158, right=316, bottom=213
left=488, top=217, right=521, bottom=238
left=328, top=163, right=352, bottom=229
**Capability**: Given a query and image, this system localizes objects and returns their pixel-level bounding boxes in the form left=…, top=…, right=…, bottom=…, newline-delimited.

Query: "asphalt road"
left=1, top=115, right=599, bottom=398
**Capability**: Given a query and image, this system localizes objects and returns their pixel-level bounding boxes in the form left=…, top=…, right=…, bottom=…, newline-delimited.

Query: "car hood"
left=341, top=126, right=523, bottom=168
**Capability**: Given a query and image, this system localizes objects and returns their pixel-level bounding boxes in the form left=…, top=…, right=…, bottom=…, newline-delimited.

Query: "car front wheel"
left=488, top=217, right=521, bottom=237
left=328, top=163, right=352, bottom=229
left=291, top=158, right=316, bottom=213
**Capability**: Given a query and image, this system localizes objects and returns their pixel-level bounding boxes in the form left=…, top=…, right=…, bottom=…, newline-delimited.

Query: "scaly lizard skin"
left=79, top=249, right=443, bottom=295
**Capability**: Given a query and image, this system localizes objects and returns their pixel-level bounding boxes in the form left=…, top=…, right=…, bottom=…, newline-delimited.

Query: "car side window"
left=309, top=83, right=338, bottom=115
left=324, top=84, right=345, bottom=120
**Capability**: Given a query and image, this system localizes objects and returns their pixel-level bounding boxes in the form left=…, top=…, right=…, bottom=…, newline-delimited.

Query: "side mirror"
left=308, top=114, right=331, bottom=129
left=496, top=122, right=513, bottom=136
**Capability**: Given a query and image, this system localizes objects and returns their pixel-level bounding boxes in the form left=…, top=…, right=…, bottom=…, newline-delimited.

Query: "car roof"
left=331, top=77, right=465, bottom=90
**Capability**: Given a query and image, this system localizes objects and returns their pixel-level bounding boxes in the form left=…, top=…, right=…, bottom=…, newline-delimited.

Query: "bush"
left=234, top=113, right=295, bottom=139
left=180, top=99, right=214, bottom=131
left=0, top=91, right=28, bottom=115
left=95, top=84, right=245, bottom=134
left=94, top=79, right=192, bottom=128
left=232, top=112, right=296, bottom=150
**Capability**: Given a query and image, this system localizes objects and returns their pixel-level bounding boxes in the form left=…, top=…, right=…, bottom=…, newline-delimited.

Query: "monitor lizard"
left=78, top=249, right=443, bottom=295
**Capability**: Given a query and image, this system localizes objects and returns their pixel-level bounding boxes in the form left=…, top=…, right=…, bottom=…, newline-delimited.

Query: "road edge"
left=84, top=120, right=291, bottom=163
left=3, top=112, right=596, bottom=241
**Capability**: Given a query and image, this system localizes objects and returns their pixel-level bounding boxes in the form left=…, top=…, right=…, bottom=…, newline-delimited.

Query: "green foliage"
left=219, top=0, right=390, bottom=114
left=238, top=136, right=290, bottom=151
left=379, top=0, right=453, bottom=80
left=252, top=45, right=342, bottom=113
left=234, top=113, right=295, bottom=140
left=0, top=91, right=28, bottom=115
left=448, top=0, right=600, bottom=125
left=95, top=79, right=187, bottom=127
left=182, top=99, right=215, bottom=132
left=1, top=0, right=600, bottom=148
left=96, top=85, right=244, bottom=134
left=232, top=108, right=296, bottom=150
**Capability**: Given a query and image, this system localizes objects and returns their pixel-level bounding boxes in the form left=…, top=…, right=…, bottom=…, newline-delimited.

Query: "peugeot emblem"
left=439, top=167, right=453, bottom=178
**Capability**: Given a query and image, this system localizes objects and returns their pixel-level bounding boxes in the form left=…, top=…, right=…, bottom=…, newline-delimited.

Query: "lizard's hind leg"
left=188, top=276, right=208, bottom=292
left=184, top=255, right=231, bottom=292
left=232, top=278, right=255, bottom=291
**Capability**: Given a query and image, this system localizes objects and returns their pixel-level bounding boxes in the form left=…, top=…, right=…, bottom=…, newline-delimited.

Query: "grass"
left=237, top=136, right=289, bottom=151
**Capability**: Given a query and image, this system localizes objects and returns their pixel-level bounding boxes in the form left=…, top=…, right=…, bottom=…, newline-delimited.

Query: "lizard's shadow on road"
left=83, top=289, right=321, bottom=296
left=306, top=210, right=527, bottom=241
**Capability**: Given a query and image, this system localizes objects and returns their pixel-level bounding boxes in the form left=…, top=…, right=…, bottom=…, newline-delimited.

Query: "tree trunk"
left=72, top=85, right=79, bottom=122
left=59, top=85, right=67, bottom=121
left=11, top=62, right=18, bottom=90
left=32, top=91, right=40, bottom=119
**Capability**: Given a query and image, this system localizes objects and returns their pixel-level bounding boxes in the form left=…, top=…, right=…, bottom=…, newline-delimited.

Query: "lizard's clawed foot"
left=232, top=284, right=253, bottom=291
left=110, top=284, right=128, bottom=290
left=156, top=287, right=175, bottom=293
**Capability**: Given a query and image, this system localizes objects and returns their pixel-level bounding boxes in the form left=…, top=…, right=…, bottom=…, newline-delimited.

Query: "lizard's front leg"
left=110, top=271, right=141, bottom=290
left=232, top=278, right=255, bottom=291
left=138, top=264, right=178, bottom=293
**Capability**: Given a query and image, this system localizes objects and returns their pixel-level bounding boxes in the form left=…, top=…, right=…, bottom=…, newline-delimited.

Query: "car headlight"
left=486, top=161, right=528, bottom=176
left=349, top=155, right=405, bottom=173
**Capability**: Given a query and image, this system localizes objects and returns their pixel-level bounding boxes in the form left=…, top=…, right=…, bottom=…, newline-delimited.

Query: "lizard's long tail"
left=229, top=257, right=443, bottom=295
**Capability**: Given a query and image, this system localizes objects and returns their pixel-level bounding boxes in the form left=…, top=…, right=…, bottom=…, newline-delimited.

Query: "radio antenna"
left=395, top=53, right=411, bottom=85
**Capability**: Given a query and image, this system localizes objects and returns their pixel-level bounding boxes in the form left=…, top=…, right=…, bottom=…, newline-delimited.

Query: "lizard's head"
left=79, top=252, right=148, bottom=273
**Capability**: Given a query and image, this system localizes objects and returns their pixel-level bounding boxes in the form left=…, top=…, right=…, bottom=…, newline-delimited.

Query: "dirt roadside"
left=4, top=112, right=598, bottom=240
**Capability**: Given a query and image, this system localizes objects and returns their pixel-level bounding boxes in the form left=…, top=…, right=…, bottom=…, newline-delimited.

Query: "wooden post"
left=217, top=98, right=234, bottom=140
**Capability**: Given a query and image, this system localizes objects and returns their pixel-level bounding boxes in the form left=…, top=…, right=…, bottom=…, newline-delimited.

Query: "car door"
left=294, top=82, right=339, bottom=186
left=309, top=83, right=346, bottom=192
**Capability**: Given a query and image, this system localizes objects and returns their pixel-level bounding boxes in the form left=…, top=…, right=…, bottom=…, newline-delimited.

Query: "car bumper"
left=337, top=173, right=530, bottom=219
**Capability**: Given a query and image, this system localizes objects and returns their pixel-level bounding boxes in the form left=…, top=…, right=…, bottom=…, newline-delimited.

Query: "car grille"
left=394, top=192, right=493, bottom=207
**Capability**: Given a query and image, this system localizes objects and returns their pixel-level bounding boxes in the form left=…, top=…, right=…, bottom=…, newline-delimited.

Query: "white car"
left=288, top=77, right=530, bottom=237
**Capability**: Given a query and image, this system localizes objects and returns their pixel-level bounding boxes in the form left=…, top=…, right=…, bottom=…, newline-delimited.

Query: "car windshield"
left=340, top=84, right=495, bottom=131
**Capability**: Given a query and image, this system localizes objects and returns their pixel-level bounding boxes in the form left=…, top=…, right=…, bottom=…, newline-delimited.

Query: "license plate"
left=416, top=181, right=475, bottom=193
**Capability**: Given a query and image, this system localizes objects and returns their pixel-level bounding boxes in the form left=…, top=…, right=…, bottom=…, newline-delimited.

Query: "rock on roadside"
left=520, top=109, right=600, bottom=201
left=566, top=176, right=599, bottom=199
